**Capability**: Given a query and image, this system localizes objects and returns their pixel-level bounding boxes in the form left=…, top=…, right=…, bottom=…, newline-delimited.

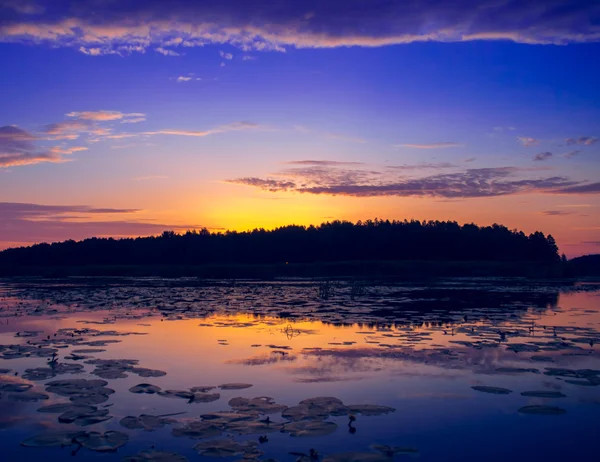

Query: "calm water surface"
left=1, top=278, right=599, bottom=462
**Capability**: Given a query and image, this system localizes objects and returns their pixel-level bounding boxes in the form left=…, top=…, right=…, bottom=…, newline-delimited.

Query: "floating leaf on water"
left=226, top=420, right=284, bottom=435
left=191, top=386, right=216, bottom=393
left=129, top=383, right=162, bottom=394
left=228, top=396, right=287, bottom=414
left=520, top=391, right=566, bottom=398
left=518, top=405, right=567, bottom=415
left=120, top=414, right=176, bottom=431
left=530, top=356, right=554, bottom=363
left=58, top=407, right=111, bottom=426
left=131, top=368, right=167, bottom=378
left=283, top=420, right=338, bottom=437
left=471, top=386, right=513, bottom=395
left=219, top=383, right=253, bottom=390
left=193, top=439, right=260, bottom=458
left=21, top=431, right=84, bottom=447
left=158, top=389, right=195, bottom=400
left=122, top=450, right=189, bottom=462
left=45, top=378, right=114, bottom=406
left=0, top=380, right=33, bottom=393
left=74, top=430, right=129, bottom=452
left=200, top=412, right=257, bottom=426
left=38, top=403, right=95, bottom=414
left=172, top=421, right=222, bottom=439
left=0, top=368, right=12, bottom=374
left=72, top=349, right=106, bottom=354
left=564, top=379, right=596, bottom=387
left=323, top=453, right=391, bottom=462
left=346, top=405, right=395, bottom=416
left=8, top=391, right=49, bottom=402
left=190, top=392, right=221, bottom=403
left=495, top=367, right=539, bottom=374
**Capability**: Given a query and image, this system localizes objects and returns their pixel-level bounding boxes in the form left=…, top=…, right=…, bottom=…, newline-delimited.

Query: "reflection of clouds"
left=227, top=352, right=297, bottom=366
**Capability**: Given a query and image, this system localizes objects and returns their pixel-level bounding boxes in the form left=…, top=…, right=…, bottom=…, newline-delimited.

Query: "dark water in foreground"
left=1, top=278, right=599, bottom=462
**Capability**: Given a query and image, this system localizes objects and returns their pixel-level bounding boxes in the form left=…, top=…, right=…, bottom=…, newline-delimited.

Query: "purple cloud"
left=0, top=202, right=198, bottom=248
left=533, top=152, right=553, bottom=161
left=226, top=165, right=593, bottom=199
left=1, top=1, right=599, bottom=56
left=565, top=136, right=598, bottom=146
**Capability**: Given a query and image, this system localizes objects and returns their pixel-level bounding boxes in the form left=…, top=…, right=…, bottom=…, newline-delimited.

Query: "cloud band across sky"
left=226, top=164, right=600, bottom=199
left=1, top=1, right=599, bottom=56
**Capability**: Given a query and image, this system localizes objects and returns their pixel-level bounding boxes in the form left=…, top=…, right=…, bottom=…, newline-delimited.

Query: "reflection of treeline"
left=0, top=219, right=560, bottom=267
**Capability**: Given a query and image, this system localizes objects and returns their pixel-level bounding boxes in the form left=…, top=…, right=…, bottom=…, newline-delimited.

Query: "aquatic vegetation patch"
left=193, top=439, right=262, bottom=458
left=228, top=396, right=288, bottom=414
left=45, top=378, right=115, bottom=405
left=172, top=420, right=223, bottom=439
left=120, top=414, right=177, bottom=431
left=471, top=386, right=513, bottom=395
left=219, top=383, right=253, bottom=390
left=520, top=391, right=566, bottom=398
left=129, top=383, right=162, bottom=394
left=74, top=430, right=129, bottom=452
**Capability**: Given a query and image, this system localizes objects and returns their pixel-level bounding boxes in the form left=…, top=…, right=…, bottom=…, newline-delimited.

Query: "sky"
left=0, top=0, right=599, bottom=257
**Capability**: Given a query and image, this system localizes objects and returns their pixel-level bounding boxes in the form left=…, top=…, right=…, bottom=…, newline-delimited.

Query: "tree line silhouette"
left=0, top=219, right=560, bottom=267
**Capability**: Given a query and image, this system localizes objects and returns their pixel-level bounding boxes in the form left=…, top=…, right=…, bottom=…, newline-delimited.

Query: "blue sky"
left=1, top=1, right=599, bottom=255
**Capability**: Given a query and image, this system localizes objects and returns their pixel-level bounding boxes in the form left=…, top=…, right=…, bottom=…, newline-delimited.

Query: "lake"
left=1, top=278, right=599, bottom=462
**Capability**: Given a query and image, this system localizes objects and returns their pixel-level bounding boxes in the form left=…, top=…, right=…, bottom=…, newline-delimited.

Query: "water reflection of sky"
left=0, top=280, right=599, bottom=461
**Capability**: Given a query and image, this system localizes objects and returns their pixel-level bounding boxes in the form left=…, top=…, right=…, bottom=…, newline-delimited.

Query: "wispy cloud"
left=565, top=136, right=598, bottom=146
left=226, top=164, right=593, bottom=199
left=283, top=160, right=365, bottom=166
left=517, top=137, right=540, bottom=147
left=155, top=47, right=180, bottom=56
left=1, top=1, right=598, bottom=56
left=395, top=142, right=462, bottom=149
left=65, top=111, right=145, bottom=122
left=0, top=126, right=83, bottom=167
left=542, top=210, right=573, bottom=216
left=533, top=151, right=552, bottom=161
left=0, top=202, right=198, bottom=247
left=387, top=162, right=457, bottom=171
left=176, top=76, right=192, bottom=82
left=141, top=121, right=260, bottom=137
left=219, top=50, right=233, bottom=60
left=564, top=150, right=580, bottom=158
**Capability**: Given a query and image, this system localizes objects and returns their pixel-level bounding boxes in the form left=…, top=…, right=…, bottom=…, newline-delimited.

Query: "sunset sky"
left=1, top=1, right=599, bottom=256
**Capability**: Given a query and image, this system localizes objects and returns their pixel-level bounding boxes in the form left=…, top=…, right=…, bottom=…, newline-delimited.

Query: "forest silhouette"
left=0, top=219, right=560, bottom=268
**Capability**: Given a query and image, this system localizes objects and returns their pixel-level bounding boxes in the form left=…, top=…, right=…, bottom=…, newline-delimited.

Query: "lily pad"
left=172, top=421, right=223, bottom=439
left=471, top=386, right=513, bottom=395
left=131, top=367, right=167, bottom=378
left=8, top=391, right=49, bottom=402
left=0, top=380, right=33, bottom=393
left=59, top=407, right=111, bottom=426
left=520, top=391, right=566, bottom=398
left=226, top=420, right=284, bottom=435
left=74, top=430, right=129, bottom=452
left=228, top=397, right=287, bottom=414
left=122, top=450, right=189, bottom=462
left=219, top=383, right=253, bottom=390
left=283, top=420, right=338, bottom=437
left=38, top=403, right=95, bottom=414
left=129, top=383, right=162, bottom=394
left=518, top=405, right=567, bottom=415
left=193, top=439, right=260, bottom=458
left=21, top=431, right=83, bottom=448
left=120, top=414, right=176, bottom=431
